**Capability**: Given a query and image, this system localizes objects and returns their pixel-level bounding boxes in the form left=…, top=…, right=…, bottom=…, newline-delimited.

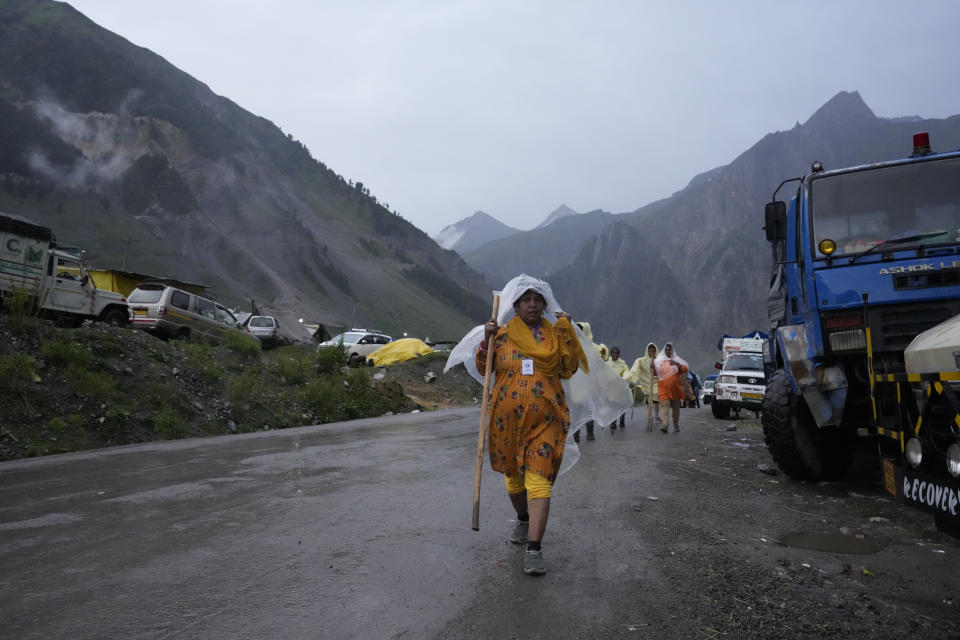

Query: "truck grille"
left=869, top=300, right=960, bottom=354
left=736, top=375, right=764, bottom=385
left=892, top=267, right=960, bottom=290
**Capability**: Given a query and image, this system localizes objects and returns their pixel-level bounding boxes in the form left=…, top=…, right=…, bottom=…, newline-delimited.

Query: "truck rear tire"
left=762, top=369, right=853, bottom=480
left=711, top=399, right=730, bottom=419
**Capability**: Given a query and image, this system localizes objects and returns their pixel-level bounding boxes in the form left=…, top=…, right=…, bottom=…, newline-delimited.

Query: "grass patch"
left=65, top=365, right=119, bottom=401
left=2, top=287, right=39, bottom=333
left=271, top=354, right=311, bottom=386
left=315, top=343, right=347, bottom=374
left=152, top=409, right=188, bottom=440
left=300, top=376, right=344, bottom=422
left=0, top=352, right=38, bottom=396
left=183, top=342, right=226, bottom=385
left=41, top=338, right=91, bottom=367
left=224, top=331, right=261, bottom=363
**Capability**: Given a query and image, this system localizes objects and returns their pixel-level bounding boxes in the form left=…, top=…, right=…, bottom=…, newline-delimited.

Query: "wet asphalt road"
left=2, top=407, right=957, bottom=639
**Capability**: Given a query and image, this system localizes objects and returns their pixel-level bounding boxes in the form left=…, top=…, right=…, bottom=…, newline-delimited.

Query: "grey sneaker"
left=523, top=549, right=546, bottom=575
left=510, top=519, right=529, bottom=544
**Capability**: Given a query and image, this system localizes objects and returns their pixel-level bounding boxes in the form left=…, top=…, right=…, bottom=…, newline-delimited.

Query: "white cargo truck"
left=712, top=336, right=766, bottom=419
left=0, top=213, right=129, bottom=326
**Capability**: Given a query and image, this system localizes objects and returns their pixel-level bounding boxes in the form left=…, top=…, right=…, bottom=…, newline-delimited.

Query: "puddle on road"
left=779, top=532, right=887, bottom=554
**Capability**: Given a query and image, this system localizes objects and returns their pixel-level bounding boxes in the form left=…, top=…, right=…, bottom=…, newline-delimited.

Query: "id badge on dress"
left=521, top=358, right=534, bottom=376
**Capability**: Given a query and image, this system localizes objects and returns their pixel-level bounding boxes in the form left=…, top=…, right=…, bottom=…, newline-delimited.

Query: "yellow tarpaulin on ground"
left=368, top=338, right=434, bottom=366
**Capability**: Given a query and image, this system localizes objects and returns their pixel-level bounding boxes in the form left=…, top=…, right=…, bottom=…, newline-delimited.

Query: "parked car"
left=245, top=315, right=280, bottom=348
left=128, top=283, right=258, bottom=347
left=318, top=329, right=393, bottom=365
left=699, top=378, right=716, bottom=405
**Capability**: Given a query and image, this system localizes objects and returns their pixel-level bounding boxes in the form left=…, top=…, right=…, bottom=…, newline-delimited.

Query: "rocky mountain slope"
left=0, top=0, right=490, bottom=340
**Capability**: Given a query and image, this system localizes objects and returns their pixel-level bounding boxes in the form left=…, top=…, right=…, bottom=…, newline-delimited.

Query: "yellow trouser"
left=504, top=470, right=552, bottom=499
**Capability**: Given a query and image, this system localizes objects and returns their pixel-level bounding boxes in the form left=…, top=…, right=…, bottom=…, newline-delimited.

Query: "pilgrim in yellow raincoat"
left=629, top=342, right=659, bottom=402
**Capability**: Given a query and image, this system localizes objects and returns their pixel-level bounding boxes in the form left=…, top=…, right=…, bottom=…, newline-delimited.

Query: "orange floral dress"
left=476, top=319, right=581, bottom=482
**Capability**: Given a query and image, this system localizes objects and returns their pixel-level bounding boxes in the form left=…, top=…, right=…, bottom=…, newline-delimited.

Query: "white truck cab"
left=713, top=337, right=766, bottom=419
left=0, top=213, right=129, bottom=326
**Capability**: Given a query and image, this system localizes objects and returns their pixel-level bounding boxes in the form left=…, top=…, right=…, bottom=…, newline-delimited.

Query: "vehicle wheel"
left=761, top=369, right=853, bottom=480
left=100, top=308, right=128, bottom=327
left=173, top=329, right=190, bottom=341
left=711, top=399, right=730, bottom=419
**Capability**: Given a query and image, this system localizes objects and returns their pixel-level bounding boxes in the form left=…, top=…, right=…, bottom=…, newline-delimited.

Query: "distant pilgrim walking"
left=655, top=342, right=689, bottom=433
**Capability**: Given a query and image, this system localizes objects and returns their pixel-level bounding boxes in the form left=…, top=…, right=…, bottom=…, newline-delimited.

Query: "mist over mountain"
left=433, top=210, right=520, bottom=254
left=0, top=0, right=489, bottom=339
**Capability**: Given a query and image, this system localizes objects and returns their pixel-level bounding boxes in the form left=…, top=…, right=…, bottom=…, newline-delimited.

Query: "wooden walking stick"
left=472, top=294, right=500, bottom=531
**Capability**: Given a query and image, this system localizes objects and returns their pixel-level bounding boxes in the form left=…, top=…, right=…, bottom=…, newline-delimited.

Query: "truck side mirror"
left=715, top=362, right=723, bottom=369
left=764, top=201, right=787, bottom=242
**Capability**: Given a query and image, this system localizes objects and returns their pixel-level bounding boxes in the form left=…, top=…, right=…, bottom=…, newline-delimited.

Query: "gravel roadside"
left=614, top=412, right=957, bottom=639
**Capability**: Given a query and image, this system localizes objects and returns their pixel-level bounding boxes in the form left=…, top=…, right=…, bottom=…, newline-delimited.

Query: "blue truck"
left=761, top=132, right=960, bottom=531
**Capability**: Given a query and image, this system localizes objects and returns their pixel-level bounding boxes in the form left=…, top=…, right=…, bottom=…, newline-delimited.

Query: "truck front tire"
left=762, top=369, right=853, bottom=480
left=100, top=308, right=128, bottom=327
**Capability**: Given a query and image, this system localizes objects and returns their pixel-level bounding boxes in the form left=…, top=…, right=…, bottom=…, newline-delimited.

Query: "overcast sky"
left=66, top=1, right=960, bottom=236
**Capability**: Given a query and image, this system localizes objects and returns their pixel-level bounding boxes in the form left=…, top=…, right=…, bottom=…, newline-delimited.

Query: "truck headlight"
left=719, top=375, right=736, bottom=384
left=828, top=329, right=866, bottom=352
left=906, top=437, right=924, bottom=469
left=948, top=444, right=960, bottom=478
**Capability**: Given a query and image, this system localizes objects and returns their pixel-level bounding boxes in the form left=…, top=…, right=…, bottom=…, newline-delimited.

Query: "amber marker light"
left=819, top=239, right=837, bottom=256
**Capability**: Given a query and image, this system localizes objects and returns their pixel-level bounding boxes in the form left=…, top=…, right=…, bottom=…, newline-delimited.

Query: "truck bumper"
left=716, top=387, right=764, bottom=411
left=884, top=459, right=960, bottom=523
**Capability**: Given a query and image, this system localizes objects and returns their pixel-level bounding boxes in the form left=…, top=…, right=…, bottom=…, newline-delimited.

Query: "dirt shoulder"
left=637, top=413, right=958, bottom=638
left=369, top=351, right=482, bottom=410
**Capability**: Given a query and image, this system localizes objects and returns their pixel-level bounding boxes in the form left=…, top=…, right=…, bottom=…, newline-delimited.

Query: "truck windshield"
left=725, top=354, right=763, bottom=371
left=811, top=157, right=960, bottom=257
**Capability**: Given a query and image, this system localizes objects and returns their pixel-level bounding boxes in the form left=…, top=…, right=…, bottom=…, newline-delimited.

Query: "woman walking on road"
left=655, top=342, right=688, bottom=433
left=445, top=275, right=631, bottom=576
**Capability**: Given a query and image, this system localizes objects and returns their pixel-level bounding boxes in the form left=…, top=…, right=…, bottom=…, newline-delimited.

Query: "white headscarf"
left=444, top=274, right=632, bottom=476
left=653, top=342, right=689, bottom=381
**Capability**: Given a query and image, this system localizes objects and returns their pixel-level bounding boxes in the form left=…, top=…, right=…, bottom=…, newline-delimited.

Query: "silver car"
left=318, top=329, right=392, bottom=365
left=245, top=315, right=280, bottom=348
